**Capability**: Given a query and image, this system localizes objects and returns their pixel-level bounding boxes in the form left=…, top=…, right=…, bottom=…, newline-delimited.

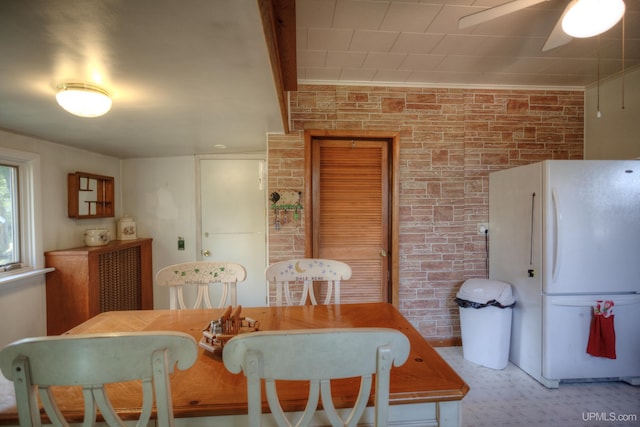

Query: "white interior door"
left=199, top=157, right=266, bottom=307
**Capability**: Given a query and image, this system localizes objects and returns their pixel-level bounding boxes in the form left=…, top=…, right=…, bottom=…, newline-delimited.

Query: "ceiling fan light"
left=562, top=0, right=625, bottom=38
left=56, top=83, right=112, bottom=118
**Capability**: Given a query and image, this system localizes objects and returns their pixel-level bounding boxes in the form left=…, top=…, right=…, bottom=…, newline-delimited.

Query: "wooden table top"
left=0, top=303, right=469, bottom=424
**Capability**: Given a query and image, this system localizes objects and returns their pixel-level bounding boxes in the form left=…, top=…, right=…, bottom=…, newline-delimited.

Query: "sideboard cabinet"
left=45, top=238, right=153, bottom=335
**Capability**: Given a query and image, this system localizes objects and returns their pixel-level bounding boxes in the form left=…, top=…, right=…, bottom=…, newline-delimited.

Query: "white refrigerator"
left=489, top=160, right=640, bottom=388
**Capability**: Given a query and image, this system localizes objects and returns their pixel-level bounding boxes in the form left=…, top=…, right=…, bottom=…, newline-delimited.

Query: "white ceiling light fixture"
left=562, top=0, right=625, bottom=38
left=458, top=0, right=627, bottom=51
left=56, top=83, right=112, bottom=118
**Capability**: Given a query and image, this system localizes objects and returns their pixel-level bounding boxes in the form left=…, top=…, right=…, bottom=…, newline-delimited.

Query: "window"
left=0, top=164, right=19, bottom=268
left=0, top=147, right=43, bottom=280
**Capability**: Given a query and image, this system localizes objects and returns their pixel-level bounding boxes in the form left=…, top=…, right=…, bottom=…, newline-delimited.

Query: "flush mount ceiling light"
left=56, top=83, right=112, bottom=118
left=562, top=0, right=626, bottom=38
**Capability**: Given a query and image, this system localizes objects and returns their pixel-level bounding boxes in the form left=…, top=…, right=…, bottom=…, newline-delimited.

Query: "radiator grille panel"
left=99, top=246, right=141, bottom=312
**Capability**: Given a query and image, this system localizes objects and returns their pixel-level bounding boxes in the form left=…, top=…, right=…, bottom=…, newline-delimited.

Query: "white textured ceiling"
left=297, top=0, right=640, bottom=87
left=0, top=0, right=637, bottom=159
left=0, top=0, right=283, bottom=158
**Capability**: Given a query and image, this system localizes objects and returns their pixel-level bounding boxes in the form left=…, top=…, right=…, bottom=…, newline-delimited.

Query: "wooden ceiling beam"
left=258, top=0, right=297, bottom=134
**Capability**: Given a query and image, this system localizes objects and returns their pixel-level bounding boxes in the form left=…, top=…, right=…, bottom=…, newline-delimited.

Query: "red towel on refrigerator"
left=586, top=300, right=616, bottom=359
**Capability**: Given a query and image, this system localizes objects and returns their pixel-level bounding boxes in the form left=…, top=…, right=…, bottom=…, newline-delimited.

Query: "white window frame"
left=0, top=147, right=47, bottom=285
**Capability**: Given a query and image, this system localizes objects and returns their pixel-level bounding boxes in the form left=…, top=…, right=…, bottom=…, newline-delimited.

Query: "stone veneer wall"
left=267, top=84, right=583, bottom=344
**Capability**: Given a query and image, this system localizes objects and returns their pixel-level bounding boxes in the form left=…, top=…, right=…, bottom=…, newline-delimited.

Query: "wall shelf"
left=68, top=172, right=115, bottom=219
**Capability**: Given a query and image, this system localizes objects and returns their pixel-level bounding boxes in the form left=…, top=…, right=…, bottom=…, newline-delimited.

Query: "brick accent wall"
left=267, top=84, right=583, bottom=343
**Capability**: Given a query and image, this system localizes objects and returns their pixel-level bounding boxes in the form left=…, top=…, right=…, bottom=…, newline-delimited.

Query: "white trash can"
left=456, top=278, right=515, bottom=370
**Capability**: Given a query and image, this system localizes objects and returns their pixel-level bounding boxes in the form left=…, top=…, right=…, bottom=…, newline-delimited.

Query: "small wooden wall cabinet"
left=68, top=172, right=115, bottom=219
left=45, top=238, right=153, bottom=335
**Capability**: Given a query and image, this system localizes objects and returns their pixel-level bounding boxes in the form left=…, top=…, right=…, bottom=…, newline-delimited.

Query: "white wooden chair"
left=222, top=328, right=409, bottom=427
left=0, top=331, right=198, bottom=427
left=264, top=259, right=352, bottom=305
left=156, top=261, right=247, bottom=309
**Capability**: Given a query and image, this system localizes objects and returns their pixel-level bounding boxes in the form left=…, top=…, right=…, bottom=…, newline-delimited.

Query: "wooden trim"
left=429, top=338, right=463, bottom=348
left=390, top=133, right=400, bottom=306
left=270, top=0, right=297, bottom=91
left=304, top=130, right=400, bottom=306
left=257, top=0, right=297, bottom=134
left=304, top=131, right=313, bottom=255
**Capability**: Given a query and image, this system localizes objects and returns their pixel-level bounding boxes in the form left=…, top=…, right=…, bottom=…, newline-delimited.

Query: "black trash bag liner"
left=455, top=297, right=515, bottom=309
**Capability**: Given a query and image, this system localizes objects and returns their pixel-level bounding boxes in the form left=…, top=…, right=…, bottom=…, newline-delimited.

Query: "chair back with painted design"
left=156, top=261, right=247, bottom=309
left=264, top=259, right=352, bottom=305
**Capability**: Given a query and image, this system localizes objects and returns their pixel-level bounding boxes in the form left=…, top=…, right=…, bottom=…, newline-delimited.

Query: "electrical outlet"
left=477, top=223, right=489, bottom=235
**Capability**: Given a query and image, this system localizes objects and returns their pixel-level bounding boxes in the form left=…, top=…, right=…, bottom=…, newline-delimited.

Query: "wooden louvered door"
left=306, top=132, right=398, bottom=304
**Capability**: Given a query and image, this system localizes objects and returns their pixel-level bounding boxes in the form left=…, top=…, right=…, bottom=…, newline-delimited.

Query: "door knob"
left=202, top=249, right=211, bottom=257
left=380, top=249, right=387, bottom=257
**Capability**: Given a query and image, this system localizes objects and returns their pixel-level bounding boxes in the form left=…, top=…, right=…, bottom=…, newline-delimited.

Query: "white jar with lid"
left=85, top=229, right=110, bottom=246
left=117, top=215, right=137, bottom=240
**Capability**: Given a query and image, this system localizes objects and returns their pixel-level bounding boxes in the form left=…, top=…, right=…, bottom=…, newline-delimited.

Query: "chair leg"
left=218, top=283, right=229, bottom=308
left=276, top=282, right=283, bottom=306
left=229, top=283, right=237, bottom=306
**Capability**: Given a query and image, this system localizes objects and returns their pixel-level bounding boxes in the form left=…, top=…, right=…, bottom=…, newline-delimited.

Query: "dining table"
left=0, top=302, right=469, bottom=426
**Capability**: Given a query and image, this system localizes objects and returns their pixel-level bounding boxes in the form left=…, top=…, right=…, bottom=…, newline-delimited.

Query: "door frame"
left=303, top=130, right=400, bottom=306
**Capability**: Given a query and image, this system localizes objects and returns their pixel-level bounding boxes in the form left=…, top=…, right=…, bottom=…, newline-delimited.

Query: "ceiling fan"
left=458, top=0, right=626, bottom=52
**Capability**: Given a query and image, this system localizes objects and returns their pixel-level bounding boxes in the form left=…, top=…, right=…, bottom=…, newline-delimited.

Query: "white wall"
left=121, top=156, right=198, bottom=309
left=0, top=277, right=46, bottom=349
left=585, top=66, right=640, bottom=160
left=0, top=129, right=121, bottom=348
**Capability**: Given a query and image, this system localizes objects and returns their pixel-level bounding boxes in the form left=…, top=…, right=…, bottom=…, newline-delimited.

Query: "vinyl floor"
left=436, top=347, right=640, bottom=427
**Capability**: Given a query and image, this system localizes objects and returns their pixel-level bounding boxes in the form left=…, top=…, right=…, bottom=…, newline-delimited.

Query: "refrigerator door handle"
left=551, top=188, right=562, bottom=283
left=550, top=295, right=640, bottom=307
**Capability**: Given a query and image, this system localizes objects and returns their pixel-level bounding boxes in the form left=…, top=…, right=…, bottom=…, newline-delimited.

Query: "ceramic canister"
left=84, top=229, right=110, bottom=246
left=117, top=215, right=137, bottom=240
